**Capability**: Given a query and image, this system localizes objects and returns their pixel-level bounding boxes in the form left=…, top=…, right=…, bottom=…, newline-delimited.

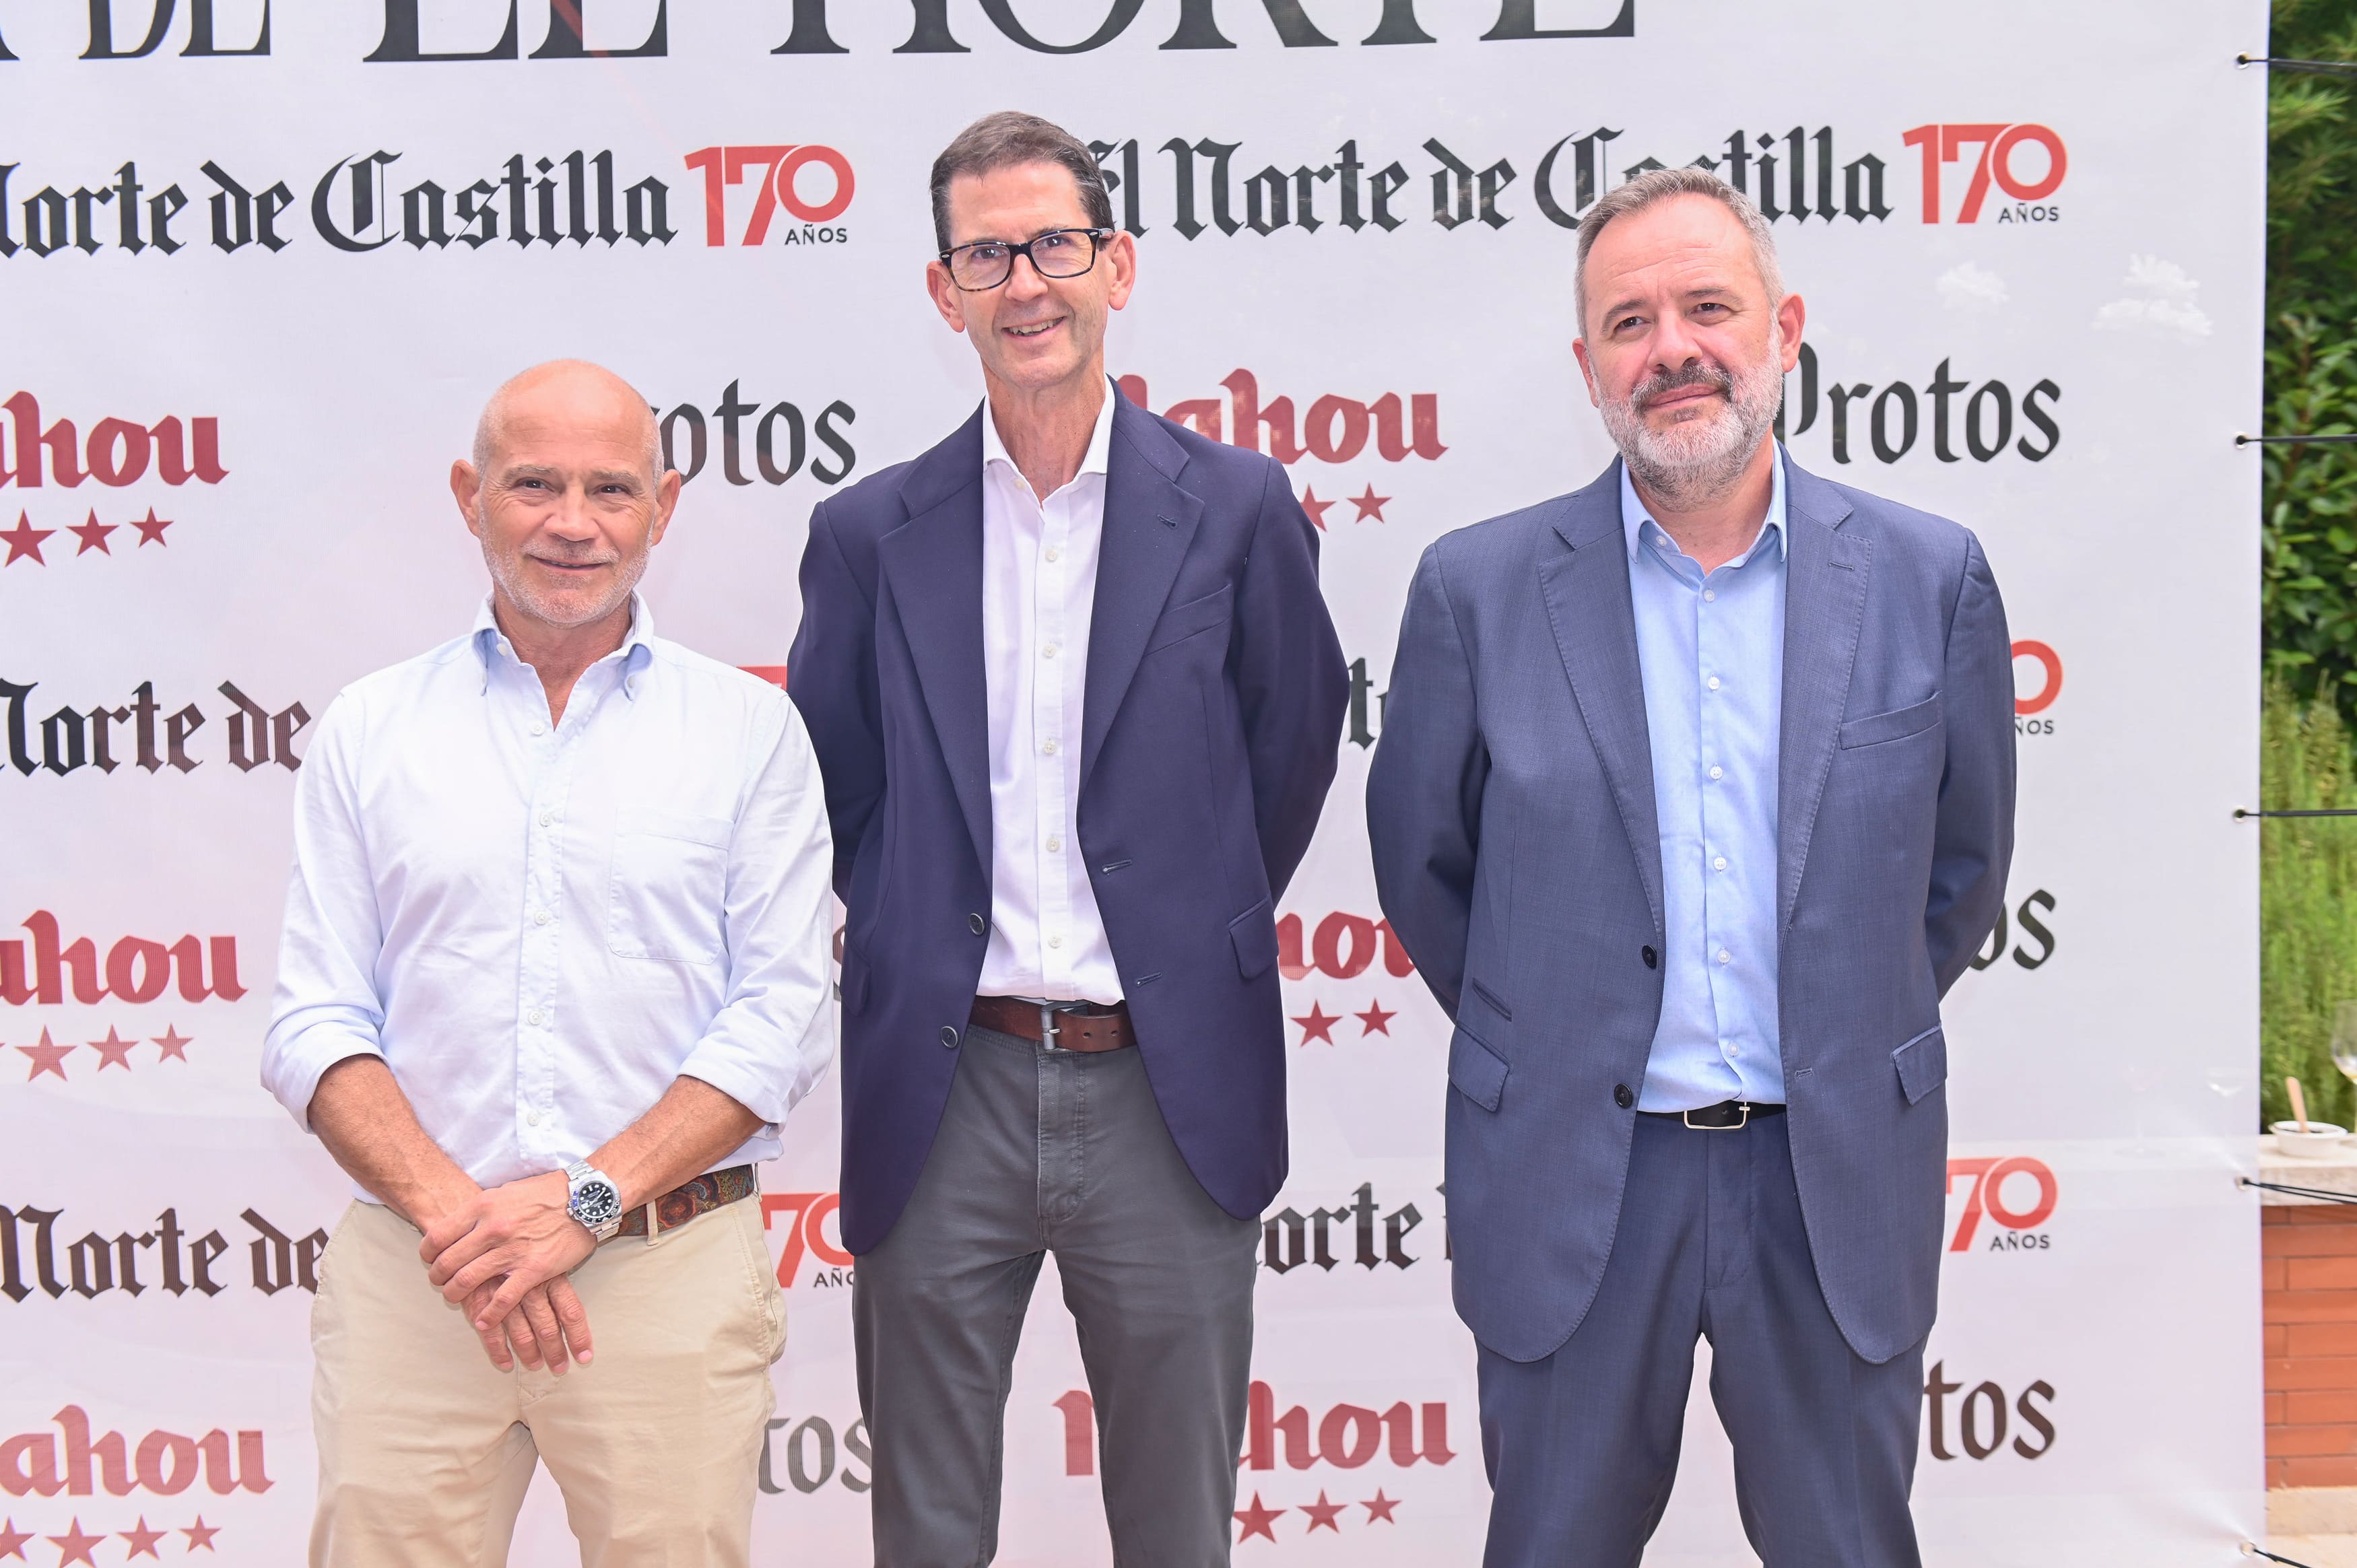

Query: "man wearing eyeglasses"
left=788, top=111, right=1347, bottom=1565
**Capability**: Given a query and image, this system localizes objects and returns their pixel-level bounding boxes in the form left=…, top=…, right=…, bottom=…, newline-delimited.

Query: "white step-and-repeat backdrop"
left=1, top=2, right=2269, bottom=1562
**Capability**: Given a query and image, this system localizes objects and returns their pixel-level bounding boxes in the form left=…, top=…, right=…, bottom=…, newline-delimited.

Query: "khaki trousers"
left=309, top=1196, right=785, bottom=1568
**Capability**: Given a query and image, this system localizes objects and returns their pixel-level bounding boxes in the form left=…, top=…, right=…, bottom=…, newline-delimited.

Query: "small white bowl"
left=2273, top=1121, right=2353, bottom=1159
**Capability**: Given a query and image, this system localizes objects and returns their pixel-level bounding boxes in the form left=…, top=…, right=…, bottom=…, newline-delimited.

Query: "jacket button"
left=1640, top=945, right=1658, bottom=969
left=940, top=1026, right=960, bottom=1049
left=969, top=912, right=987, bottom=936
left=1614, top=1083, right=1634, bottom=1110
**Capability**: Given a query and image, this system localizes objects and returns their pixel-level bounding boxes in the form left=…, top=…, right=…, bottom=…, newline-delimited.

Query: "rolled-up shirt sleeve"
left=675, top=695, right=838, bottom=1130
left=261, top=693, right=389, bottom=1131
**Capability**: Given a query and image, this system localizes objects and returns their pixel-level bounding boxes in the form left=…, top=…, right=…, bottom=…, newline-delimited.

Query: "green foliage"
left=2264, top=1, right=2357, bottom=718
left=2261, top=679, right=2357, bottom=1129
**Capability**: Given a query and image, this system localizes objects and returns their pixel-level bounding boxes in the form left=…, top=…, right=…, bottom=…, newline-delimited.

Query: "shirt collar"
left=980, top=378, right=1118, bottom=493
left=1620, top=444, right=1789, bottom=568
left=470, top=592, right=657, bottom=697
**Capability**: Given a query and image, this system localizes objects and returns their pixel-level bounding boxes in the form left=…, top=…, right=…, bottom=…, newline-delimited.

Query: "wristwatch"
left=564, top=1161, right=624, bottom=1242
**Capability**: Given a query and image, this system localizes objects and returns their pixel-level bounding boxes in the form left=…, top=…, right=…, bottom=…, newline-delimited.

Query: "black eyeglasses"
left=938, top=228, right=1113, bottom=292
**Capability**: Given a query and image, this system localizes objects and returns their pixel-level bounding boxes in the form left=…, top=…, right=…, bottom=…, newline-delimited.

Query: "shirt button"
left=1042, top=643, right=1059, bottom=660
left=1709, top=766, right=1724, bottom=781
left=526, top=1110, right=541, bottom=1127
left=1049, top=934, right=1064, bottom=949
left=1703, top=588, right=1717, bottom=603
left=527, top=1007, right=546, bottom=1026
left=1717, top=949, right=1732, bottom=965
left=1707, top=676, right=1721, bottom=691
left=530, top=722, right=547, bottom=737
left=1713, top=856, right=1728, bottom=871
left=533, top=909, right=552, bottom=926
left=1044, top=547, right=1061, bottom=563
left=538, top=809, right=554, bottom=827
left=1047, top=835, right=1063, bottom=852
left=1042, top=739, right=1059, bottom=756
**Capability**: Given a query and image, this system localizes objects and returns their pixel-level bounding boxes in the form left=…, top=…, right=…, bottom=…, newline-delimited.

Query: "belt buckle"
left=1684, top=1101, right=1750, bottom=1131
left=1042, top=1002, right=1089, bottom=1050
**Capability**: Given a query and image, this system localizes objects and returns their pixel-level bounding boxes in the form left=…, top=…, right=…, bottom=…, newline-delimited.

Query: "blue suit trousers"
left=1476, top=1113, right=1925, bottom=1568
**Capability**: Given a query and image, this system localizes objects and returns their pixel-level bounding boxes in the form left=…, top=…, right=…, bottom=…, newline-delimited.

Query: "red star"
left=1300, top=1491, right=1346, bottom=1532
left=90, top=1025, right=139, bottom=1070
left=181, top=1517, right=220, bottom=1552
left=0, top=512, right=53, bottom=566
left=1298, top=486, right=1334, bottom=530
left=153, top=1025, right=193, bottom=1064
left=129, top=507, right=173, bottom=546
left=1292, top=1002, right=1340, bottom=1046
left=120, top=1518, right=166, bottom=1559
left=67, top=510, right=117, bottom=555
left=1350, top=484, right=1391, bottom=522
left=0, top=1518, right=30, bottom=1560
left=1362, top=1489, right=1399, bottom=1523
left=45, top=1520, right=104, bottom=1567
left=1355, top=999, right=1397, bottom=1036
left=17, top=1029, right=73, bottom=1081
left=1234, top=1492, right=1284, bottom=1542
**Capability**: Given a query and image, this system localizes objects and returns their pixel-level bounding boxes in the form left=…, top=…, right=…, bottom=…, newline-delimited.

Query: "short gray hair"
left=1574, top=167, right=1784, bottom=333
left=929, top=111, right=1115, bottom=254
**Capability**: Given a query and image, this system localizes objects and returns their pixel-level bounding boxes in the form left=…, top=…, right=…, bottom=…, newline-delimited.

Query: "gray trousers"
left=853, top=1025, right=1261, bottom=1568
left=1476, top=1112, right=1925, bottom=1568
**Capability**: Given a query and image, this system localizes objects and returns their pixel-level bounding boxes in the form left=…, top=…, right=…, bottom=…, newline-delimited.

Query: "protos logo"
left=1945, top=1156, right=2057, bottom=1252
left=683, top=146, right=854, bottom=248
left=1901, top=124, right=2066, bottom=224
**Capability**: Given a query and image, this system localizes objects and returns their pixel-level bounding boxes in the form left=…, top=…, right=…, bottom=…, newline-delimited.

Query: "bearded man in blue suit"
left=1368, top=167, right=2016, bottom=1567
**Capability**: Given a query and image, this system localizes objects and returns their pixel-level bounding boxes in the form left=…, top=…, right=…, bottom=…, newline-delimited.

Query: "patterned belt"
left=616, top=1163, right=758, bottom=1238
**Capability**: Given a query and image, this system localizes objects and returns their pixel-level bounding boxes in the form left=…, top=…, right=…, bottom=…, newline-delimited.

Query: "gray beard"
left=1599, top=337, right=1785, bottom=510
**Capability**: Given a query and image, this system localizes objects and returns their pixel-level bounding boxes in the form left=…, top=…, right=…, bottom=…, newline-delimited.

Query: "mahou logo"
left=1901, top=123, right=2067, bottom=224
left=1053, top=1382, right=1453, bottom=1541
left=1275, top=908, right=1419, bottom=1048
left=0, top=1406, right=267, bottom=1564
left=1, top=912, right=244, bottom=1009
left=0, top=391, right=224, bottom=571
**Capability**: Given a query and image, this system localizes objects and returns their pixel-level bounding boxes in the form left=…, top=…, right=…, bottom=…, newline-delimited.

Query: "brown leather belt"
left=615, top=1163, right=756, bottom=1238
left=969, top=995, right=1135, bottom=1052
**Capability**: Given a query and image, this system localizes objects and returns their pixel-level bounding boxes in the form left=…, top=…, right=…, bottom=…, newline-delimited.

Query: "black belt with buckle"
left=1640, top=1099, right=1787, bottom=1130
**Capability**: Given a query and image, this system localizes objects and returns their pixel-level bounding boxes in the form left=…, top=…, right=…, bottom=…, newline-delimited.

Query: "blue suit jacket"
left=1366, top=455, right=2014, bottom=1365
left=789, top=395, right=1348, bottom=1254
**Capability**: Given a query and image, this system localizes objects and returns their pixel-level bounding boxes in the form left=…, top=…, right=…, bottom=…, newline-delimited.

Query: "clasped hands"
left=419, top=1170, right=601, bottom=1377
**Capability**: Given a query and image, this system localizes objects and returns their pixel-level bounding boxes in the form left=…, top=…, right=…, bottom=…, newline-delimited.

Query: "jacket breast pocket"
left=1893, top=1025, right=1947, bottom=1105
left=1145, top=583, right=1234, bottom=655
left=1839, top=693, right=1943, bottom=750
left=608, top=807, right=733, bottom=964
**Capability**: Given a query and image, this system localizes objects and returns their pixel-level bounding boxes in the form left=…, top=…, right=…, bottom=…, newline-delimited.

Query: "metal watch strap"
left=565, top=1160, right=624, bottom=1242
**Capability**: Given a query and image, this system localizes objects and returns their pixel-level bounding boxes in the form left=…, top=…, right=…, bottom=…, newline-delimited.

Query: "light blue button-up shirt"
left=1622, top=454, right=1789, bottom=1111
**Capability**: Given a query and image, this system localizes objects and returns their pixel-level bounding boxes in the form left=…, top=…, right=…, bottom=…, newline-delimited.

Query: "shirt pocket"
left=607, top=807, right=733, bottom=964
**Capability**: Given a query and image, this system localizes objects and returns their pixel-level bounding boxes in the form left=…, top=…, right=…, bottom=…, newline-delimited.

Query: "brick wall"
left=2267, top=1204, right=2357, bottom=1487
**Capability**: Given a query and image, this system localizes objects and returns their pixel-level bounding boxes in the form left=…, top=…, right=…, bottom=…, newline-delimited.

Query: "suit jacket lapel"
left=875, top=409, right=994, bottom=874
left=1775, top=454, right=1867, bottom=930
left=1082, top=396, right=1203, bottom=792
left=1539, top=462, right=1665, bottom=934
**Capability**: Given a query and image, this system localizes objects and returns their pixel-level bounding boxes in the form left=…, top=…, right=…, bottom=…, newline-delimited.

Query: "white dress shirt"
left=262, top=594, right=837, bottom=1195
left=977, top=388, right=1122, bottom=1003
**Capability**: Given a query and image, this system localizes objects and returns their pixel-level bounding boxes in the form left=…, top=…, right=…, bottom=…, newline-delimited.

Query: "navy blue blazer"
left=1367, top=456, right=2016, bottom=1366
left=789, top=393, right=1348, bottom=1254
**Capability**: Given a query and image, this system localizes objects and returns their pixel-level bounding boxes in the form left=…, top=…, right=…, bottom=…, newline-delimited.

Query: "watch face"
left=572, top=1180, right=622, bottom=1229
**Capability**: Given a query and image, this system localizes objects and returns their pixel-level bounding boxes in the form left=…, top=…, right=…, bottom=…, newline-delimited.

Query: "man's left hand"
left=421, top=1171, right=599, bottom=1328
